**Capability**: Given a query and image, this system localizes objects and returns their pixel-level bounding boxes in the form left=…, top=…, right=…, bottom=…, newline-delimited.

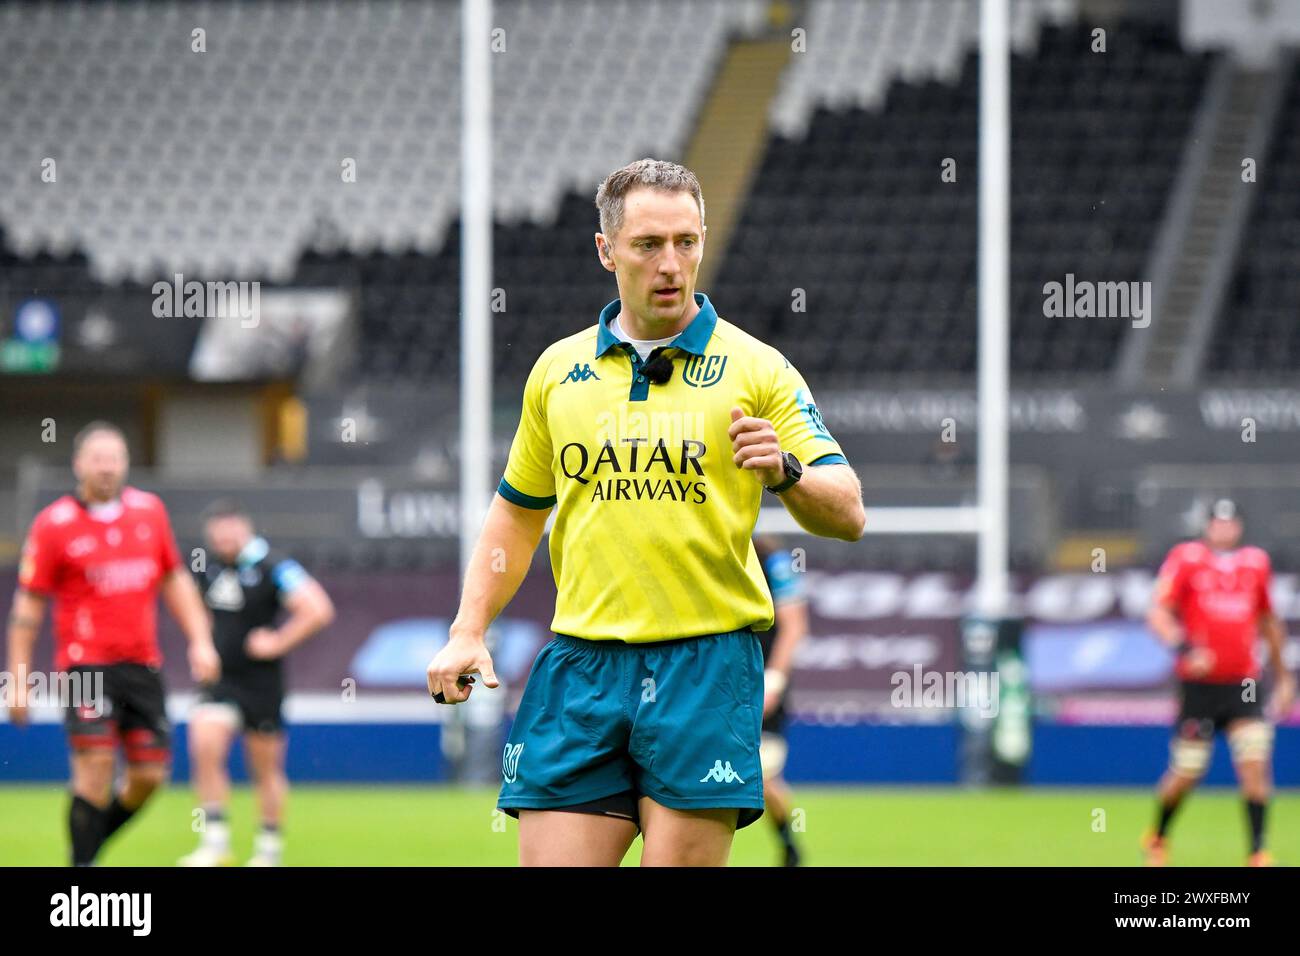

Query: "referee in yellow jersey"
left=427, top=158, right=865, bottom=866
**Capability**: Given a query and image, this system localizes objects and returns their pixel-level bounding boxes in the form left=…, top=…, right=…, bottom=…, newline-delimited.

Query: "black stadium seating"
left=713, top=20, right=1209, bottom=379
left=1210, top=57, right=1300, bottom=374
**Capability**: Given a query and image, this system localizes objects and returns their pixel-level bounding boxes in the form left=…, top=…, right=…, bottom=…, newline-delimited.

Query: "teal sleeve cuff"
left=809, top=453, right=848, bottom=466
left=497, top=477, right=557, bottom=509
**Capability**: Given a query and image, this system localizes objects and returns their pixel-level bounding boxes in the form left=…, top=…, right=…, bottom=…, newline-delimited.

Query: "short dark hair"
left=202, top=498, right=251, bottom=524
left=72, top=420, right=127, bottom=457
left=595, top=158, right=705, bottom=240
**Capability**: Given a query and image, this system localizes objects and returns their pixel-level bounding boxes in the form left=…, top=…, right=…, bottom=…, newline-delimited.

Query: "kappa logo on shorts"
left=699, top=759, right=745, bottom=785
left=502, top=742, right=524, bottom=783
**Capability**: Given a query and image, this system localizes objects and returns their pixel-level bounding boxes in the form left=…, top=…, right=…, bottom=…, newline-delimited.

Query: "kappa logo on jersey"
left=502, top=742, right=524, bottom=783
left=205, top=569, right=245, bottom=611
left=682, top=353, right=727, bottom=387
left=698, top=759, right=745, bottom=784
left=560, top=363, right=601, bottom=384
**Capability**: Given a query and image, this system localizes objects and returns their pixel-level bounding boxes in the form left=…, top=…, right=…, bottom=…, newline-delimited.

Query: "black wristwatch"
left=765, top=452, right=803, bottom=495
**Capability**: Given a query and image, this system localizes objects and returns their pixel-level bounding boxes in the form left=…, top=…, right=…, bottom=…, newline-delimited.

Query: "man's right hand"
left=5, top=696, right=29, bottom=728
left=426, top=632, right=499, bottom=704
left=2, top=679, right=29, bottom=727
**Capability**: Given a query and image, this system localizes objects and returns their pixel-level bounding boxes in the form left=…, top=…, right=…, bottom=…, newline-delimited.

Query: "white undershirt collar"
left=610, top=315, right=679, bottom=362
left=86, top=499, right=124, bottom=523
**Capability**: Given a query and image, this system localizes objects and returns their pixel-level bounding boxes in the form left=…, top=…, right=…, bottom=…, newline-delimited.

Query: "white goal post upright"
left=460, top=0, right=493, bottom=581
left=760, top=0, right=1010, bottom=620
left=462, top=0, right=1011, bottom=618
left=976, top=0, right=1011, bottom=618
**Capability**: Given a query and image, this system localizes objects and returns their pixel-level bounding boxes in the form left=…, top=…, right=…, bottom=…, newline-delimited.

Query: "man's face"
left=1205, top=517, right=1243, bottom=551
left=205, top=514, right=254, bottom=563
left=73, top=431, right=129, bottom=502
left=598, top=188, right=704, bottom=326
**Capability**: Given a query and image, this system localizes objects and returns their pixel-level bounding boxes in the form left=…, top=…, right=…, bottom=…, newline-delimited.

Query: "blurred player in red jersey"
left=1143, top=499, right=1295, bottom=867
left=3, top=421, right=220, bottom=865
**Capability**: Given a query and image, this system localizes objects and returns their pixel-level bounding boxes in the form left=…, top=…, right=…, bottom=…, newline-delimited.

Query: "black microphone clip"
left=642, top=348, right=674, bottom=385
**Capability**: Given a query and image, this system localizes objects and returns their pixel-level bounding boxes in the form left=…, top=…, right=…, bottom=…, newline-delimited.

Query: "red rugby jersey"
left=18, top=487, right=182, bottom=670
left=1154, top=540, right=1273, bottom=682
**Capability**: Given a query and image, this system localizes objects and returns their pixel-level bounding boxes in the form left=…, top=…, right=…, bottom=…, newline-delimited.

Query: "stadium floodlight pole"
left=460, top=0, right=492, bottom=580
left=976, top=0, right=1010, bottom=618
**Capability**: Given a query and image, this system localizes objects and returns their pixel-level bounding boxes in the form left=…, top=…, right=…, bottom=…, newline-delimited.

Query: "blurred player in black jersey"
left=753, top=534, right=810, bottom=866
left=179, top=500, right=334, bottom=866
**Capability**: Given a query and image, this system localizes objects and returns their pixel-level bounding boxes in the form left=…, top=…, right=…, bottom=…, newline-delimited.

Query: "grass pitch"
left=0, top=784, right=1293, bottom=866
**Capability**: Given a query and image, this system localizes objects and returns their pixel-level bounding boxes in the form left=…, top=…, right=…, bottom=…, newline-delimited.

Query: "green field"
left=0, top=785, right=1293, bottom=866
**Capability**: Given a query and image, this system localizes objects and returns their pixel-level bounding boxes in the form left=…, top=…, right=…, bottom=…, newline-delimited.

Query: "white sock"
left=202, top=819, right=231, bottom=853
left=254, top=828, right=282, bottom=861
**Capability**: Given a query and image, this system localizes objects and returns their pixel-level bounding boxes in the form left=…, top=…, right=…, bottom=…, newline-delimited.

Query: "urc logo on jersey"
left=560, top=437, right=708, bottom=504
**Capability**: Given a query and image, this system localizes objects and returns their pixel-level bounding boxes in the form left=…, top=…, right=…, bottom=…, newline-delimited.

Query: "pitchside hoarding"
left=4, top=568, right=1296, bottom=726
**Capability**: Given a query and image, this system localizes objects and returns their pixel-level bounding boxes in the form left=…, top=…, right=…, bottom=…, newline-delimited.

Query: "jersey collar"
left=236, top=536, right=269, bottom=569
left=594, top=291, right=718, bottom=359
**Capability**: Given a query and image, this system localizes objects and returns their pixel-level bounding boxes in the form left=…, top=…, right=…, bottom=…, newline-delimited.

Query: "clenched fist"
left=729, top=407, right=785, bottom=488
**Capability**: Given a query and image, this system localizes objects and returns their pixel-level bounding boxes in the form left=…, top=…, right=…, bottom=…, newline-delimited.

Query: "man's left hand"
left=1270, top=671, right=1297, bottom=721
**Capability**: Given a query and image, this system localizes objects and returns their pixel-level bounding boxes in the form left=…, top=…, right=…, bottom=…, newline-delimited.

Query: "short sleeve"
left=1255, top=552, right=1274, bottom=616
left=1153, top=547, right=1189, bottom=608
left=499, top=353, right=557, bottom=508
left=760, top=354, right=846, bottom=467
left=272, top=557, right=311, bottom=601
left=763, top=549, right=805, bottom=606
left=155, top=504, right=182, bottom=574
left=18, top=516, right=59, bottom=594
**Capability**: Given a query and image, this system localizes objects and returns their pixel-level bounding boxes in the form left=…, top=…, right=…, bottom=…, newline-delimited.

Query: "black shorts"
left=64, top=663, right=171, bottom=764
left=502, top=789, right=760, bottom=832
left=501, top=790, right=644, bottom=830
left=197, top=679, right=285, bottom=734
left=1176, top=679, right=1263, bottom=740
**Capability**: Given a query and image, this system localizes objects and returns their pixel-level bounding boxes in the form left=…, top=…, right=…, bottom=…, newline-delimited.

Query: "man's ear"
left=594, top=233, right=616, bottom=273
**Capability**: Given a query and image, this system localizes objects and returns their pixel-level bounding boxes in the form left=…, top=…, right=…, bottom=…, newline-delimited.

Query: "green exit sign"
left=1, top=340, right=60, bottom=373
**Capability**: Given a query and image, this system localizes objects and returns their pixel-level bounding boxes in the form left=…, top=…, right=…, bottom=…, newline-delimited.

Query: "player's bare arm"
left=728, top=407, right=865, bottom=541
left=1148, top=594, right=1212, bottom=678
left=1259, top=611, right=1295, bottom=718
left=160, top=568, right=221, bottom=684
left=426, top=494, right=550, bottom=703
left=764, top=598, right=808, bottom=717
left=3, top=589, right=47, bottom=725
left=245, top=579, right=336, bottom=660
left=1146, top=595, right=1184, bottom=647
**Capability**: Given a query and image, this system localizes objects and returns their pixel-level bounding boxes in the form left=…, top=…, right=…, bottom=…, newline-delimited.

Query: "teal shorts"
left=497, top=628, right=765, bottom=829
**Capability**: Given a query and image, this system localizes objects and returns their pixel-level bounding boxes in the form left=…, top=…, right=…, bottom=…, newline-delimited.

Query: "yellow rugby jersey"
left=498, top=292, right=848, bottom=642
